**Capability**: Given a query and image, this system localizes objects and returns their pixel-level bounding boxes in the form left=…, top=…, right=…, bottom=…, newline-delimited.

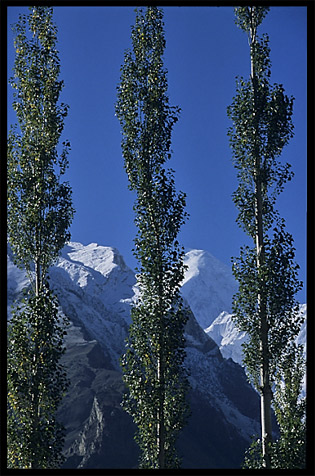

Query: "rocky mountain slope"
left=7, top=242, right=262, bottom=469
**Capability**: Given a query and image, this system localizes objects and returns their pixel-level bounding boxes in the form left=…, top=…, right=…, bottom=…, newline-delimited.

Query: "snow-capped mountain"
left=181, top=249, right=238, bottom=329
left=50, top=242, right=137, bottom=368
left=205, top=307, right=306, bottom=397
left=7, top=242, right=261, bottom=469
left=206, top=307, right=306, bottom=364
left=181, top=248, right=306, bottom=397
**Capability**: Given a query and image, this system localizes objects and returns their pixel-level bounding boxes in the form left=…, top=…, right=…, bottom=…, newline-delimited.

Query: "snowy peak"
left=181, top=249, right=238, bottom=329
left=7, top=241, right=137, bottom=369
left=55, top=242, right=136, bottom=308
left=61, top=242, right=129, bottom=279
left=206, top=307, right=307, bottom=398
left=183, top=249, right=227, bottom=282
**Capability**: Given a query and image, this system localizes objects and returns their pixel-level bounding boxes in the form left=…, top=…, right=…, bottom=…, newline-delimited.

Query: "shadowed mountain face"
left=7, top=242, right=260, bottom=469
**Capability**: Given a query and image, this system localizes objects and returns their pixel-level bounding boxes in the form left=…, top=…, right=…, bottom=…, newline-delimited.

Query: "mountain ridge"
left=7, top=240, right=263, bottom=468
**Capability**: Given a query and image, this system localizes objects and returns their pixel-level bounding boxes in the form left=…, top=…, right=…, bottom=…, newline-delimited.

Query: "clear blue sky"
left=7, top=6, right=307, bottom=302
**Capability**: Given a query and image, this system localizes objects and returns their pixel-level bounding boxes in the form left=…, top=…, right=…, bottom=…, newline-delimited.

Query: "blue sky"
left=7, top=6, right=307, bottom=302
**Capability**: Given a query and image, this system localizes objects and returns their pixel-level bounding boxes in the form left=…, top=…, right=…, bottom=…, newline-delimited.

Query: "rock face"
left=7, top=242, right=261, bottom=469
left=59, top=336, right=138, bottom=469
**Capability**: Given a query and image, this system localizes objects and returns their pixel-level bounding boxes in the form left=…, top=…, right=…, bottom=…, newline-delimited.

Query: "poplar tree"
left=227, top=6, right=304, bottom=468
left=7, top=6, right=74, bottom=468
left=116, top=7, right=189, bottom=469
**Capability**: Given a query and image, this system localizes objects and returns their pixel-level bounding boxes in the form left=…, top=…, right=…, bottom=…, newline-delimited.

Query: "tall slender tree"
left=227, top=6, right=304, bottom=468
left=116, top=7, right=189, bottom=469
left=7, top=6, right=74, bottom=468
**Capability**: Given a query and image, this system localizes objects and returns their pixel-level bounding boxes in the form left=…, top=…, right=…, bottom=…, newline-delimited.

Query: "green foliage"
left=7, top=6, right=73, bottom=468
left=243, top=437, right=265, bottom=469
left=7, top=284, right=69, bottom=469
left=228, top=7, right=304, bottom=468
left=227, top=28, right=294, bottom=238
left=116, top=7, right=180, bottom=193
left=232, top=221, right=303, bottom=388
left=234, top=6, right=269, bottom=35
left=7, top=6, right=74, bottom=285
left=271, top=343, right=306, bottom=468
left=116, top=7, right=189, bottom=468
left=243, top=344, right=306, bottom=469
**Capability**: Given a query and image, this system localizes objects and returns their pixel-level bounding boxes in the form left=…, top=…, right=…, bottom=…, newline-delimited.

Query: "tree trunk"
left=157, top=353, right=166, bottom=469
left=157, top=256, right=166, bottom=468
left=149, top=197, right=167, bottom=469
left=254, top=165, right=272, bottom=469
left=259, top=317, right=273, bottom=468
left=255, top=182, right=272, bottom=466
left=35, top=258, right=40, bottom=297
left=250, top=7, right=273, bottom=466
left=30, top=392, right=40, bottom=469
left=32, top=256, right=40, bottom=469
